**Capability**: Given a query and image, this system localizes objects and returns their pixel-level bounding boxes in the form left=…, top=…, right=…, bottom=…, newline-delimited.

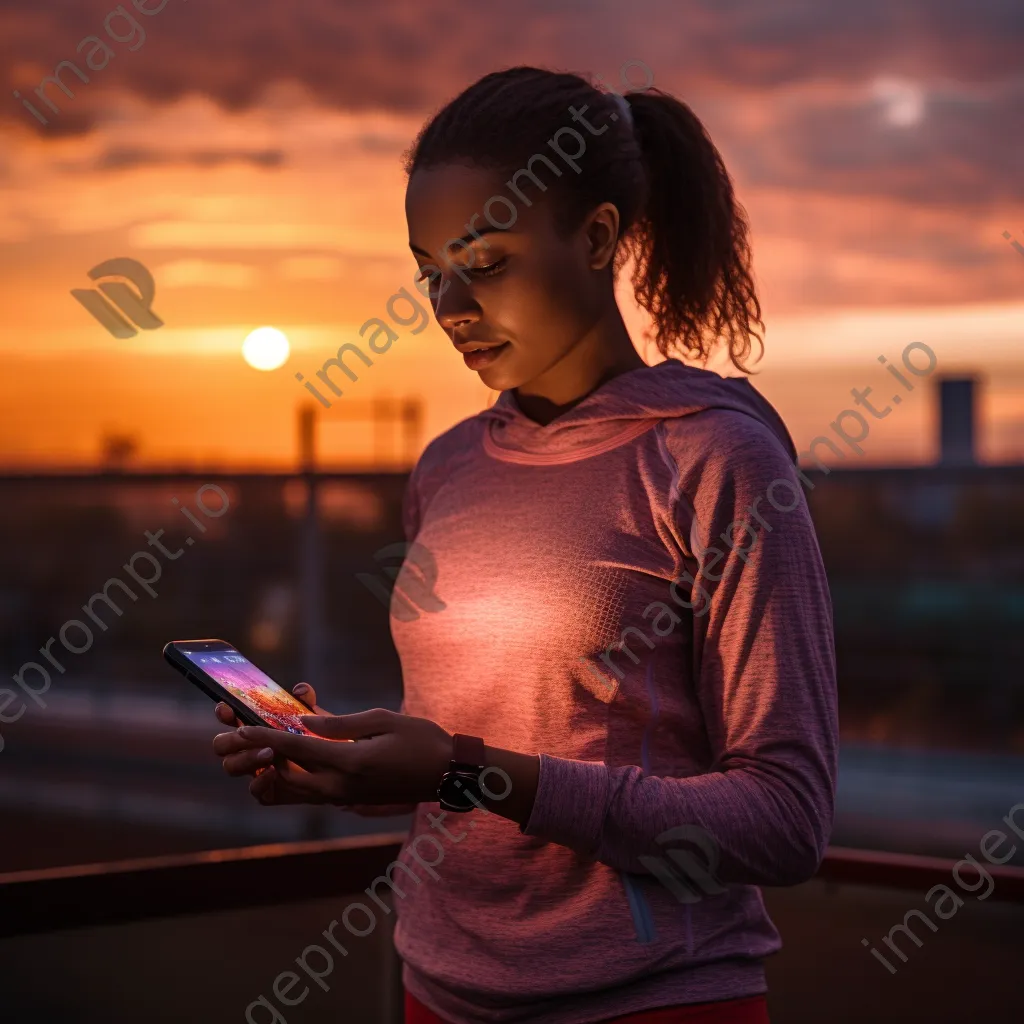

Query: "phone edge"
left=163, top=639, right=267, bottom=729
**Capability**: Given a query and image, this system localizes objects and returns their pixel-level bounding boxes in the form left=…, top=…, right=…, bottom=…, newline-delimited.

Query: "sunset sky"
left=1, top=0, right=1022, bottom=469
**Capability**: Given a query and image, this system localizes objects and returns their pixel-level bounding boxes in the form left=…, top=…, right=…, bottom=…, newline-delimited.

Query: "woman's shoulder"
left=658, top=406, right=798, bottom=480
left=407, top=410, right=490, bottom=492
left=416, top=411, right=488, bottom=464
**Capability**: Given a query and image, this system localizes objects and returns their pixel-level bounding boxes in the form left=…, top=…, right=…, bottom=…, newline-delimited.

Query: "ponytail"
left=624, top=89, right=764, bottom=372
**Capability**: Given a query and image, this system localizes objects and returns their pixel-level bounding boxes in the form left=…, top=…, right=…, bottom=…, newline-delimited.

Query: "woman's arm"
left=515, top=417, right=838, bottom=887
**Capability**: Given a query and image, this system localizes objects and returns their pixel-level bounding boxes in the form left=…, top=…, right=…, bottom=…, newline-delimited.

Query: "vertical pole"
left=373, top=396, right=391, bottom=467
left=300, top=404, right=322, bottom=685
left=299, top=403, right=316, bottom=474
left=298, top=404, right=327, bottom=839
left=382, top=932, right=405, bottom=1023
left=403, top=398, right=422, bottom=468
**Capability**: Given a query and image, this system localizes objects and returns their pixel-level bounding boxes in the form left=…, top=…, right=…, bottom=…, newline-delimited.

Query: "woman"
left=215, top=67, right=838, bottom=1024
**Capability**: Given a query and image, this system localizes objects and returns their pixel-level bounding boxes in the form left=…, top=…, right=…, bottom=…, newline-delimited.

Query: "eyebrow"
left=409, top=224, right=513, bottom=259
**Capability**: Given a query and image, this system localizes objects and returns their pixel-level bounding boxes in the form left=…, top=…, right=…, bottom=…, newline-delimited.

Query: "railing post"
left=381, top=927, right=405, bottom=1024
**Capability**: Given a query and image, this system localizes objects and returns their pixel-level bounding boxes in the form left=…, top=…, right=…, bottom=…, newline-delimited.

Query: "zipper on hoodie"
left=620, top=870, right=657, bottom=944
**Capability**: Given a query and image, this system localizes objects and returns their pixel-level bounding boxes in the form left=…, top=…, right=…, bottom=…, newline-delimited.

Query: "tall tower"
left=938, top=377, right=976, bottom=466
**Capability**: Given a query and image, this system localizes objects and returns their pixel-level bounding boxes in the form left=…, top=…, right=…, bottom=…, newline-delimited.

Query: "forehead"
left=405, top=162, right=551, bottom=253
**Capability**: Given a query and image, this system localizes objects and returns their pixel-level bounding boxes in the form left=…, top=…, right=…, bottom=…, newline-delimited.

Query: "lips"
left=457, top=340, right=511, bottom=371
left=453, top=339, right=506, bottom=353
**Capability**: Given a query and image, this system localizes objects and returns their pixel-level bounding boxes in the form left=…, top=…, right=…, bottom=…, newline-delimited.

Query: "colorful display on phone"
left=179, top=647, right=318, bottom=736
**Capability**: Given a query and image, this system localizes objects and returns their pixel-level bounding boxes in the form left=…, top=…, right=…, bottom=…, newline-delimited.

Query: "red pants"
left=405, top=990, right=771, bottom=1023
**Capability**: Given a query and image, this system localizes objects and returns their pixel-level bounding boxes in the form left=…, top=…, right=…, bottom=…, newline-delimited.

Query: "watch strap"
left=451, top=733, right=485, bottom=769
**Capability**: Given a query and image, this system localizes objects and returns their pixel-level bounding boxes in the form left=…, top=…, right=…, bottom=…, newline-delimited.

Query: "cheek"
left=498, top=259, right=590, bottom=345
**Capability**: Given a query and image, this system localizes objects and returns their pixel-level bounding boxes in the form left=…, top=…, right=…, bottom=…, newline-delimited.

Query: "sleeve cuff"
left=518, top=753, right=610, bottom=855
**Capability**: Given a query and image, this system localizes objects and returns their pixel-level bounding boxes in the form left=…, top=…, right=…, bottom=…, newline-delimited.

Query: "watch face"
left=438, top=771, right=479, bottom=811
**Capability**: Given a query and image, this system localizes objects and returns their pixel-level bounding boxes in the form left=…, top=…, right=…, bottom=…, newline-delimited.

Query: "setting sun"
left=242, top=327, right=290, bottom=371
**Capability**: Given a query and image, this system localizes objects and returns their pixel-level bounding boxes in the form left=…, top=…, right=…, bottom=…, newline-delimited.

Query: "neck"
left=512, top=309, right=647, bottom=426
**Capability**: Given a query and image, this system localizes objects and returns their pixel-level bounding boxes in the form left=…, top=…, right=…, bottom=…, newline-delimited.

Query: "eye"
left=414, top=256, right=508, bottom=287
left=469, top=256, right=508, bottom=278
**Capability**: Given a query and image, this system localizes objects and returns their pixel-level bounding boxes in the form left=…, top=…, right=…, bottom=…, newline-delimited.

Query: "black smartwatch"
left=437, top=734, right=486, bottom=812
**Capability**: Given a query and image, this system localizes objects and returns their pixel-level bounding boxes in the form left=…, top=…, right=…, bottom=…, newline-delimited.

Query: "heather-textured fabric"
left=388, top=358, right=838, bottom=1024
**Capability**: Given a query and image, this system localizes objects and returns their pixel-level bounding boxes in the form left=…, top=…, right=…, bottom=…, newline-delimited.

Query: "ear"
left=583, top=201, right=622, bottom=272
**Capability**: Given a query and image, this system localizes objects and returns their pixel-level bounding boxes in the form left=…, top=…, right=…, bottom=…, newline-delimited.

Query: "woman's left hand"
left=225, top=708, right=454, bottom=807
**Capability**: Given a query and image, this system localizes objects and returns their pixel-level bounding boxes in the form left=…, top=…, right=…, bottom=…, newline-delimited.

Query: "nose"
left=434, top=273, right=481, bottom=334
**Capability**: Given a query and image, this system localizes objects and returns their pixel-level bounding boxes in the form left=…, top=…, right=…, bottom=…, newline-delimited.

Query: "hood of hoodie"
left=479, top=358, right=798, bottom=466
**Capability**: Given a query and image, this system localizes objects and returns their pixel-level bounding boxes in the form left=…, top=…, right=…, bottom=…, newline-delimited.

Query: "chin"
left=478, top=370, right=509, bottom=392
left=477, top=358, right=525, bottom=392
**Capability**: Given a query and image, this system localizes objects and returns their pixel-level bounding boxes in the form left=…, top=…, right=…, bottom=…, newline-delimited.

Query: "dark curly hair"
left=402, top=65, right=764, bottom=374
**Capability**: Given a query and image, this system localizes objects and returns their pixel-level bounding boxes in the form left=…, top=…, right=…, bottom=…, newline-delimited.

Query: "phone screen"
left=179, top=646, right=318, bottom=736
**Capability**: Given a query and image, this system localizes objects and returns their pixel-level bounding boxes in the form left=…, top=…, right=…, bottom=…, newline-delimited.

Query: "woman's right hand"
left=213, top=683, right=416, bottom=816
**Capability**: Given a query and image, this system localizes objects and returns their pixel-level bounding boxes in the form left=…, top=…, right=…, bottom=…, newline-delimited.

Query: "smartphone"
left=163, top=638, right=319, bottom=737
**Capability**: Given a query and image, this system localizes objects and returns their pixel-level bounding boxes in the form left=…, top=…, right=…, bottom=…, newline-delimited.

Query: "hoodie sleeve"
left=519, top=412, right=839, bottom=887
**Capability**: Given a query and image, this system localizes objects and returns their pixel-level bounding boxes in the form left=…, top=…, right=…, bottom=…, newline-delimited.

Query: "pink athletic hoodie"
left=389, top=358, right=838, bottom=1024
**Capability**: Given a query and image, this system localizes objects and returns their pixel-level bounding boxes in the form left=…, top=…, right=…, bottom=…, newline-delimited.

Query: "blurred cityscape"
left=0, top=376, right=1021, bottom=876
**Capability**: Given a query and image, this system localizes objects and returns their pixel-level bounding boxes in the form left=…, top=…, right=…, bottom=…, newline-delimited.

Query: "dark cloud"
left=0, top=0, right=1020, bottom=205
left=677, top=0, right=1024, bottom=85
left=2, top=0, right=1020, bottom=113
left=710, top=79, right=1024, bottom=205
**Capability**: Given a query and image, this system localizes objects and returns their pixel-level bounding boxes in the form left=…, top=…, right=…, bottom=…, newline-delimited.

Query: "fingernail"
left=258, top=747, right=274, bottom=761
left=294, top=684, right=308, bottom=694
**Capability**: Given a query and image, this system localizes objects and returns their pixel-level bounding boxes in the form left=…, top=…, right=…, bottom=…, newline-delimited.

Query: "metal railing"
left=3, top=837, right=1023, bottom=940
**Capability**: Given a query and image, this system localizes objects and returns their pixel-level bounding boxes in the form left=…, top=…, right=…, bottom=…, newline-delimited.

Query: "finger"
left=250, top=764, right=279, bottom=799
left=236, top=725, right=354, bottom=767
left=222, top=747, right=276, bottom=777
left=250, top=766, right=328, bottom=805
left=292, top=682, right=331, bottom=716
left=292, top=682, right=317, bottom=708
left=251, top=769, right=292, bottom=805
left=213, top=729, right=265, bottom=757
left=299, top=708, right=394, bottom=740
left=215, top=702, right=238, bottom=726
left=250, top=766, right=292, bottom=803
left=276, top=759, right=350, bottom=802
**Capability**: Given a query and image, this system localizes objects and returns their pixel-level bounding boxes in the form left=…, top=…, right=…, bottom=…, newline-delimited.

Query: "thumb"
left=299, top=708, right=395, bottom=740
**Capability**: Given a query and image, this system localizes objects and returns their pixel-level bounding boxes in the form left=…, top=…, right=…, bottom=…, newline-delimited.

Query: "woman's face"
left=405, top=162, right=615, bottom=393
